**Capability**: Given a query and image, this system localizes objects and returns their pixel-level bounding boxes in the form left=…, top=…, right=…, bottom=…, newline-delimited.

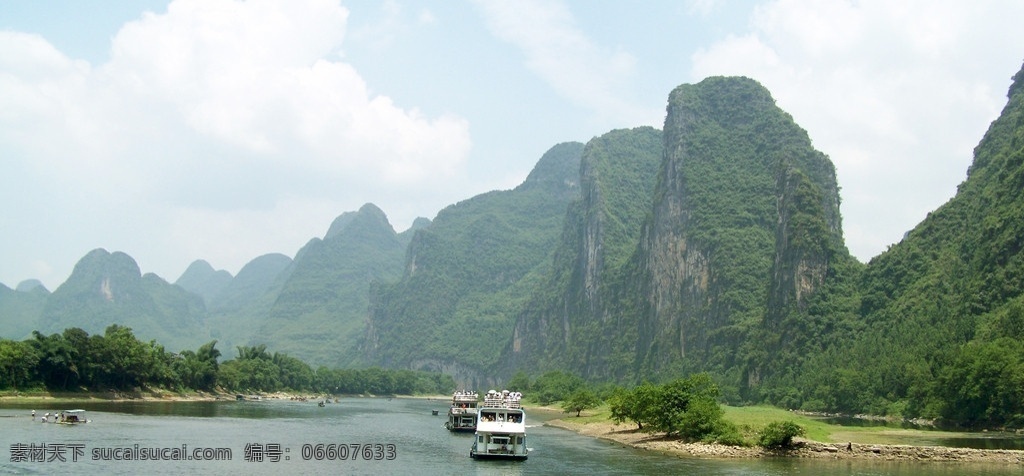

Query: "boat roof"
left=65, top=409, right=86, bottom=413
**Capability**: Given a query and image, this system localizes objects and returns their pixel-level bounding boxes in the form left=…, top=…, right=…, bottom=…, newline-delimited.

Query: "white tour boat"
left=469, top=390, right=527, bottom=461
left=445, top=390, right=479, bottom=432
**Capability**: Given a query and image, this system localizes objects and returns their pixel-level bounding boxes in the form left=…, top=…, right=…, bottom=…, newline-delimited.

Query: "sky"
left=2, top=0, right=1024, bottom=291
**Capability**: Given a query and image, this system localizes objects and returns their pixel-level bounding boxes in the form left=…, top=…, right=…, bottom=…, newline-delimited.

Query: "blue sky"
left=2, top=0, right=1024, bottom=290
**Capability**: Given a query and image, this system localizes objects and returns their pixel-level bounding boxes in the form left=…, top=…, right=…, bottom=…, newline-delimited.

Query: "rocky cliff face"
left=509, top=127, right=662, bottom=379
left=511, top=77, right=848, bottom=387
left=634, top=77, right=844, bottom=376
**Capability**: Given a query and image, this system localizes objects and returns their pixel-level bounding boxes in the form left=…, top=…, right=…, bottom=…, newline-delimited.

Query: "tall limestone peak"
left=57, top=248, right=143, bottom=302
left=634, top=76, right=847, bottom=376
left=260, top=203, right=404, bottom=367
left=325, top=203, right=394, bottom=241
left=517, top=141, right=585, bottom=196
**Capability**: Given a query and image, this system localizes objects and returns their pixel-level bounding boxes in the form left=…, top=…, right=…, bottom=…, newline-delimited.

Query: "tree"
left=0, top=339, right=39, bottom=390
left=757, top=421, right=806, bottom=448
left=649, top=373, right=722, bottom=437
left=506, top=371, right=531, bottom=392
left=608, top=383, right=659, bottom=430
left=561, top=388, right=601, bottom=417
left=533, top=370, right=584, bottom=405
left=29, top=331, right=79, bottom=390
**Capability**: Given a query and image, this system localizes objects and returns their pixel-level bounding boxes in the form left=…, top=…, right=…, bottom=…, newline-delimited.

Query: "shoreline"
left=543, top=416, right=1024, bottom=465
left=0, top=390, right=447, bottom=404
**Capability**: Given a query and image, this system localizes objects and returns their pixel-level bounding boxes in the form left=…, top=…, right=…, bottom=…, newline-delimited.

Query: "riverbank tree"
left=0, top=326, right=454, bottom=396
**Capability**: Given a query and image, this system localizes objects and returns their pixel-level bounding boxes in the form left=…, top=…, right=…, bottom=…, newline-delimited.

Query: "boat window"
left=478, top=435, right=484, bottom=443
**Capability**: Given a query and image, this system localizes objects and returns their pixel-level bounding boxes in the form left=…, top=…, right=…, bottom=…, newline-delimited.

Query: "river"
left=0, top=397, right=1018, bottom=475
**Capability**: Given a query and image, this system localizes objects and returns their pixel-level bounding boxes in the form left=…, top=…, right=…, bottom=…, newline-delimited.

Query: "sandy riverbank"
left=544, top=417, right=1024, bottom=464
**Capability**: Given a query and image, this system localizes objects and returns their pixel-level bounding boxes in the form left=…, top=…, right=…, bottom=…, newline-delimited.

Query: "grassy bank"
left=541, top=403, right=1024, bottom=463
left=542, top=402, right=1017, bottom=448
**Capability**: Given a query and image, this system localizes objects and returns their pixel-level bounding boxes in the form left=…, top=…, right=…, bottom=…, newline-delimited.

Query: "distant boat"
left=445, top=390, right=479, bottom=432
left=56, top=409, right=89, bottom=425
left=432, top=410, right=440, bottom=415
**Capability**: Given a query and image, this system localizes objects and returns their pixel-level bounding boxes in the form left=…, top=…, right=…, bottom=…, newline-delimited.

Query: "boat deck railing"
left=481, top=390, right=523, bottom=409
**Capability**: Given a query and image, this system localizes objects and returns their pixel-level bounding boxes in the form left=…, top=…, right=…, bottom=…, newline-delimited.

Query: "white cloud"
left=473, top=0, right=654, bottom=127
left=0, top=0, right=472, bottom=286
left=691, top=0, right=1024, bottom=261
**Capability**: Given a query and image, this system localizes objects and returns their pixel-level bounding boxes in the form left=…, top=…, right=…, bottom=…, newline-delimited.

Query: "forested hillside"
left=509, top=127, right=663, bottom=379
left=789, top=63, right=1024, bottom=427
left=257, top=203, right=406, bottom=367
left=510, top=77, right=858, bottom=397
left=36, top=249, right=207, bottom=352
left=365, top=142, right=584, bottom=387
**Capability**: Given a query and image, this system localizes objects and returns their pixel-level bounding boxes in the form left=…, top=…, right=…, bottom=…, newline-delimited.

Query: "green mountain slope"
left=509, top=127, right=663, bottom=379
left=258, top=203, right=406, bottom=367
left=366, top=142, right=584, bottom=387
left=0, top=283, right=47, bottom=340
left=790, top=62, right=1024, bottom=424
left=37, top=249, right=209, bottom=352
left=175, top=260, right=233, bottom=308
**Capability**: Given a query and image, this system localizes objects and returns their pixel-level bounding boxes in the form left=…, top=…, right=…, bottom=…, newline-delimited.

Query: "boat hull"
left=469, top=442, right=527, bottom=461
left=470, top=451, right=528, bottom=461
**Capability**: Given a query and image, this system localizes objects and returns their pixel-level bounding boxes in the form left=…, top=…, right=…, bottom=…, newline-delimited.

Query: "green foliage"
left=365, top=142, right=584, bottom=374
left=2, top=327, right=454, bottom=396
left=647, top=373, right=723, bottom=437
left=506, top=371, right=531, bottom=391
left=757, top=421, right=806, bottom=448
left=608, top=373, right=733, bottom=442
left=0, top=338, right=39, bottom=390
left=533, top=370, right=585, bottom=405
left=313, top=367, right=454, bottom=395
left=561, top=388, right=602, bottom=417
left=932, top=338, right=1024, bottom=428
left=608, top=383, right=660, bottom=430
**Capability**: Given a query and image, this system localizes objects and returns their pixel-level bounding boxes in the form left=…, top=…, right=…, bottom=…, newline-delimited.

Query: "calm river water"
left=0, top=397, right=1019, bottom=475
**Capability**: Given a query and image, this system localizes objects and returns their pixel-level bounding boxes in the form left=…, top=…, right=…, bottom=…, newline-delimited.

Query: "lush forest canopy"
left=0, top=326, right=453, bottom=396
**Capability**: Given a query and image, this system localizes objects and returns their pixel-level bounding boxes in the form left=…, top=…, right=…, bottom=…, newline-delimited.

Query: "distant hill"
left=15, top=279, right=49, bottom=293
left=200, top=252, right=293, bottom=354
left=37, top=249, right=208, bottom=352
left=175, top=260, right=233, bottom=308
left=0, top=282, right=47, bottom=340
left=256, top=203, right=406, bottom=367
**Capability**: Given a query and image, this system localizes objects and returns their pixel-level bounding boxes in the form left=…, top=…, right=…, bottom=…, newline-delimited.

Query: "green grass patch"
left=722, top=405, right=835, bottom=442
